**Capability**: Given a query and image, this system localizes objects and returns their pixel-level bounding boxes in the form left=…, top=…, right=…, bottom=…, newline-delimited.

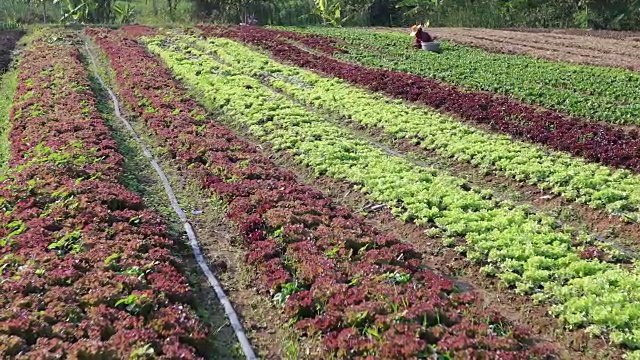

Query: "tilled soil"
left=380, top=26, right=640, bottom=71
left=502, top=27, right=640, bottom=41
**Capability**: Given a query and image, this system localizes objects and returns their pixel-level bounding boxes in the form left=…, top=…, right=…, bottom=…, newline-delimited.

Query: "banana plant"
left=113, top=1, right=135, bottom=24
left=55, top=0, right=114, bottom=24
left=57, top=0, right=88, bottom=23
left=312, top=0, right=351, bottom=27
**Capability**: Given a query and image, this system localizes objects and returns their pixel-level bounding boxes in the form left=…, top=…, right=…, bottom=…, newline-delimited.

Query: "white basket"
left=421, top=41, right=441, bottom=53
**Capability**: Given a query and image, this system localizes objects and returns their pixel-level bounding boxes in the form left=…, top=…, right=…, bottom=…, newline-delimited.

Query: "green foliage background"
left=1, top=0, right=639, bottom=34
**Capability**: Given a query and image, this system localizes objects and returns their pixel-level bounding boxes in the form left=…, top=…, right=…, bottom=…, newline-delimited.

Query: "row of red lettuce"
left=0, top=38, right=209, bottom=358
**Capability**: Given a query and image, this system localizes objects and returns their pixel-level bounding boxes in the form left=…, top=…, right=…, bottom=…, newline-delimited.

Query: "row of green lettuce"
left=284, top=27, right=640, bottom=126
left=144, top=34, right=640, bottom=355
left=156, top=34, right=640, bottom=225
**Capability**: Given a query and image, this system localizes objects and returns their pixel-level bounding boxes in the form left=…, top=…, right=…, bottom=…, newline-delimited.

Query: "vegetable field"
left=393, top=28, right=640, bottom=72
left=1, top=25, right=640, bottom=360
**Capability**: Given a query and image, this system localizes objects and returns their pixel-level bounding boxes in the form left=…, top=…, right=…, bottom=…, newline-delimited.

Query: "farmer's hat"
left=409, top=24, right=422, bottom=36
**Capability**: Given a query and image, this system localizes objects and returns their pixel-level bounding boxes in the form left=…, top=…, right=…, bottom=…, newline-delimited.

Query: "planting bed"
left=0, top=35, right=210, bottom=358
left=502, top=27, right=640, bottom=41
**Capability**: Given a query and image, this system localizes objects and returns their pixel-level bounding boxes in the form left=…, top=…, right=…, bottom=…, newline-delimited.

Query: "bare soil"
left=502, top=27, right=640, bottom=41
left=379, top=27, right=640, bottom=71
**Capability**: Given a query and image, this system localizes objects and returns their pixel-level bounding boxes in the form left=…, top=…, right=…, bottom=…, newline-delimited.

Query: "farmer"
left=240, top=14, right=258, bottom=26
left=410, top=24, right=434, bottom=49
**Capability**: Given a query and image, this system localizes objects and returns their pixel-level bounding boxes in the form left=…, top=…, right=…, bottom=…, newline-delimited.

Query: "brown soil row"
left=461, top=28, right=640, bottom=56
left=428, top=27, right=640, bottom=71
left=442, top=31, right=637, bottom=67
left=502, top=27, right=640, bottom=41
left=381, top=26, right=640, bottom=71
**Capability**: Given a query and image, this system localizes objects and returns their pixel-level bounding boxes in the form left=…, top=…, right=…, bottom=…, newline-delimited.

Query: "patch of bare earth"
left=377, top=26, right=640, bottom=71
left=502, top=27, right=640, bottom=41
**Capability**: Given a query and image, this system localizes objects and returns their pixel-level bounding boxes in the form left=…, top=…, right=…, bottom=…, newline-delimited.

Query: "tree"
left=57, top=0, right=114, bottom=24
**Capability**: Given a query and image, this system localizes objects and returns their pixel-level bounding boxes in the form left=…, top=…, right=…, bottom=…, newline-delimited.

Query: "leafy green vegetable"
left=146, top=34, right=640, bottom=352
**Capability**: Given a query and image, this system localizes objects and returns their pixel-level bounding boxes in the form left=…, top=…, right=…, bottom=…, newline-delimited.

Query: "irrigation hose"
left=84, top=39, right=258, bottom=360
